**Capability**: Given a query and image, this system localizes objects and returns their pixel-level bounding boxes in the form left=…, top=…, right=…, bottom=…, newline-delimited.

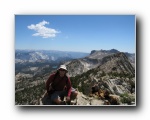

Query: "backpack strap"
left=51, top=71, right=59, bottom=88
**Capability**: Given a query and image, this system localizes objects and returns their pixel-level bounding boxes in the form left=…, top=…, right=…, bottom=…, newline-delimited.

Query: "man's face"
left=59, top=69, right=66, bottom=77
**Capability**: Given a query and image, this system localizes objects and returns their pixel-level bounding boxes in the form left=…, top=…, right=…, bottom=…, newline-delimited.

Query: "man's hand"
left=49, top=85, right=53, bottom=91
left=66, top=96, right=70, bottom=102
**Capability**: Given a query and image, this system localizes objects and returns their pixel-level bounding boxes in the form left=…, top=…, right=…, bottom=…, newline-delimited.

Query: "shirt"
left=46, top=73, right=72, bottom=97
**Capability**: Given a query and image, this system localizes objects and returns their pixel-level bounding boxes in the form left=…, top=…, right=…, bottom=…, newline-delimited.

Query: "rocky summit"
left=66, top=50, right=135, bottom=77
left=67, top=52, right=135, bottom=105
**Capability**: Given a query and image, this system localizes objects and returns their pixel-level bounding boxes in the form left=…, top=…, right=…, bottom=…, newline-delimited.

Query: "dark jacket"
left=46, top=72, right=72, bottom=97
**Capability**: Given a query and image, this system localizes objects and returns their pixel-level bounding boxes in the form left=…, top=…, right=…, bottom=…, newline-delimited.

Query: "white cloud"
left=27, top=20, right=60, bottom=38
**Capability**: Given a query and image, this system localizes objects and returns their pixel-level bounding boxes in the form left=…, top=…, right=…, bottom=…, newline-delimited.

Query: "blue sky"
left=15, top=15, right=135, bottom=53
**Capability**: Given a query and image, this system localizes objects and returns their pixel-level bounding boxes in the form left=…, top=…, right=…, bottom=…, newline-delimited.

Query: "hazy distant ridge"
left=15, top=49, right=89, bottom=63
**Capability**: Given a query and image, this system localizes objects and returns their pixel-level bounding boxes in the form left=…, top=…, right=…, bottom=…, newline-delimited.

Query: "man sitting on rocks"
left=46, top=65, right=78, bottom=105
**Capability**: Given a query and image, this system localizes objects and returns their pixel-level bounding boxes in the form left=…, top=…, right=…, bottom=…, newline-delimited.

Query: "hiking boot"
left=60, top=101, right=67, bottom=105
left=66, top=101, right=71, bottom=105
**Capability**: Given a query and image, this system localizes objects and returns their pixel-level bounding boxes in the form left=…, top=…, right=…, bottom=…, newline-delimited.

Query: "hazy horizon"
left=15, top=48, right=135, bottom=54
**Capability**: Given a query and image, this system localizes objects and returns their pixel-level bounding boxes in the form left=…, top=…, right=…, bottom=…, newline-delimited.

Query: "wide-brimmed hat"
left=58, top=65, right=68, bottom=72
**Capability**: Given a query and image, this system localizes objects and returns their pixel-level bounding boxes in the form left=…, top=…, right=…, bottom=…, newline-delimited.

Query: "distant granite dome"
left=108, top=49, right=120, bottom=53
left=90, top=49, right=120, bottom=55
left=90, top=50, right=97, bottom=55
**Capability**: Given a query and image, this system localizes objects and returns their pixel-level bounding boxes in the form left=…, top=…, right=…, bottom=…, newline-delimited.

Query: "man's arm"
left=46, top=74, right=54, bottom=92
left=66, top=77, right=72, bottom=97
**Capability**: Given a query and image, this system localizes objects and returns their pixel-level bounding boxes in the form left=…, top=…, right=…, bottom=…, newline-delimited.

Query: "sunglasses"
left=59, top=69, right=66, bottom=71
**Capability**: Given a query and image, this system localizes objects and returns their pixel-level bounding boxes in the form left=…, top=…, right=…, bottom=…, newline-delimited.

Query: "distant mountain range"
left=15, top=49, right=135, bottom=64
left=15, top=49, right=89, bottom=63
